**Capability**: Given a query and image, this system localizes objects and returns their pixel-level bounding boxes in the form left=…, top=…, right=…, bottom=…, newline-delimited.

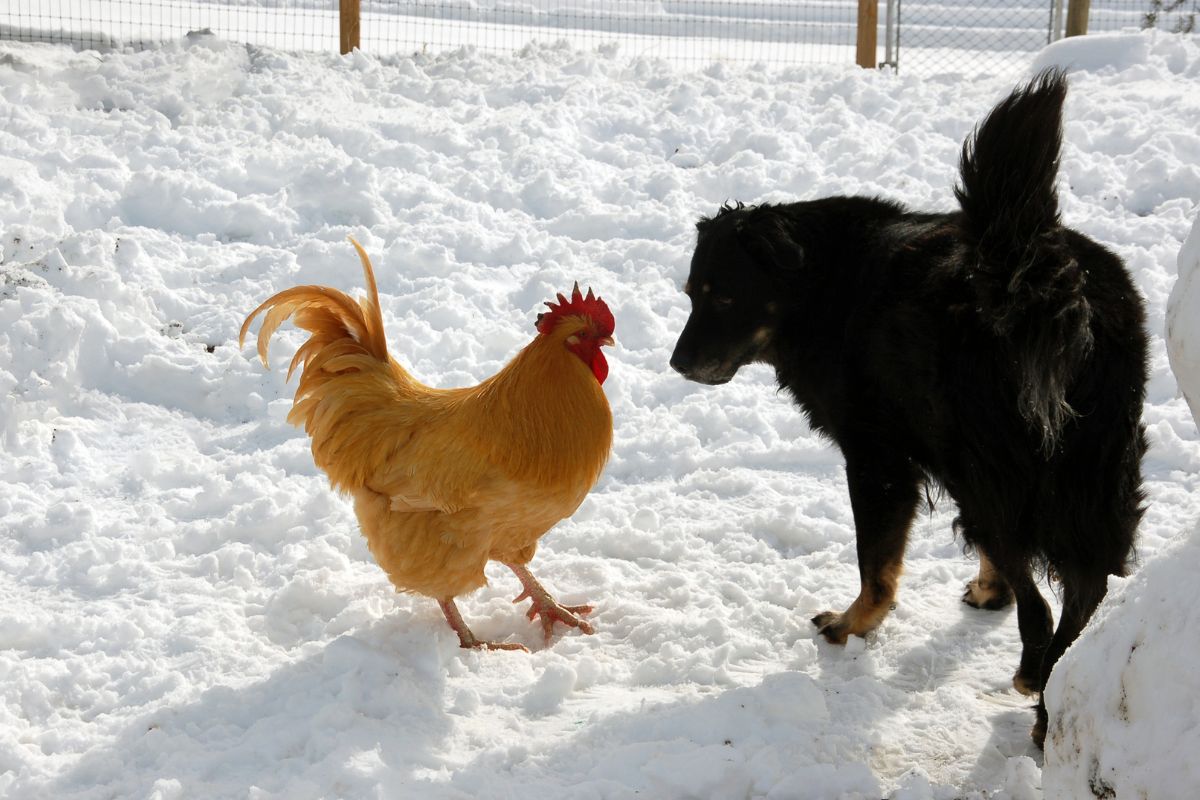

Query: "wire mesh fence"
left=886, top=0, right=1192, bottom=77
left=362, top=1, right=858, bottom=66
left=1093, top=0, right=1199, bottom=32
left=0, top=1, right=340, bottom=53
left=0, top=1, right=860, bottom=68
left=0, top=1, right=1191, bottom=72
left=888, top=1, right=1055, bottom=76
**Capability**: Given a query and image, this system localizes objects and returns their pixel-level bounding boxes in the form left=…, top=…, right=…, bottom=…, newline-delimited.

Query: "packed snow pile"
left=1166, top=213, right=1200, bottom=425
left=1042, top=522, right=1200, bottom=798
left=1, top=27, right=1199, bottom=800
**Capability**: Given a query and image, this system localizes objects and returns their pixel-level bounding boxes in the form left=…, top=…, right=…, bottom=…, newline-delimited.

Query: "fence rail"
left=0, top=0, right=1182, bottom=74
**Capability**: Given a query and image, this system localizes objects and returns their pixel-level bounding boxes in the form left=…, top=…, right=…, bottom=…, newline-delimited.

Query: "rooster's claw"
left=507, top=563, right=596, bottom=643
left=460, top=637, right=529, bottom=653
left=517, top=595, right=595, bottom=642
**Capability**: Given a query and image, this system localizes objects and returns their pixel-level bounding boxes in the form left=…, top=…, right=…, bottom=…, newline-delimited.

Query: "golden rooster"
left=240, top=240, right=614, bottom=651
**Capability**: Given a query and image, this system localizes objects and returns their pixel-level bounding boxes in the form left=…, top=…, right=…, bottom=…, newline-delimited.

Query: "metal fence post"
left=883, top=0, right=898, bottom=69
left=1065, top=0, right=1090, bottom=36
left=340, top=0, right=360, bottom=54
left=857, top=0, right=878, bottom=68
left=1048, top=0, right=1065, bottom=42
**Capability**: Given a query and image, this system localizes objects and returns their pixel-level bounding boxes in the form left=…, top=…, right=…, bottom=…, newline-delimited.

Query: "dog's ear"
left=696, top=201, right=744, bottom=236
left=735, top=206, right=804, bottom=274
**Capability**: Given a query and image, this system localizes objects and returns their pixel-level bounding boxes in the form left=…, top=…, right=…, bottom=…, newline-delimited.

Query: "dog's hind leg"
left=954, top=510, right=1053, bottom=695
left=1030, top=566, right=1109, bottom=747
left=813, top=453, right=921, bottom=644
left=962, top=550, right=1015, bottom=610
left=1004, top=565, right=1053, bottom=697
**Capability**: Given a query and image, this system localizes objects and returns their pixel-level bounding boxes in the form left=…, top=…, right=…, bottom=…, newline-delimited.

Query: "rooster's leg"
left=437, top=598, right=528, bottom=652
left=504, top=562, right=595, bottom=643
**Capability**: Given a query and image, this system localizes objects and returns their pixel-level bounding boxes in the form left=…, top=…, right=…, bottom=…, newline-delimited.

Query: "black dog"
left=670, top=71, right=1148, bottom=747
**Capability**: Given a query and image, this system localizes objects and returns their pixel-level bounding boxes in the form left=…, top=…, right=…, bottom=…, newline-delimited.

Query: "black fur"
left=670, top=70, right=1148, bottom=747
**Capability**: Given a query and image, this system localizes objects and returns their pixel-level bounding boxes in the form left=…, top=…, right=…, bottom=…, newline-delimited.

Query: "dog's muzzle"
left=670, top=352, right=735, bottom=385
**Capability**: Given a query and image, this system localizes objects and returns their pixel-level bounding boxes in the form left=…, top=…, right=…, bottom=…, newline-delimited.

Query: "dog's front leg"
left=814, top=454, right=921, bottom=644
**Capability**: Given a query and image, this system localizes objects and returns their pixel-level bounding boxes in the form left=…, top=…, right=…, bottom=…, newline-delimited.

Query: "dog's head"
left=670, top=203, right=802, bottom=385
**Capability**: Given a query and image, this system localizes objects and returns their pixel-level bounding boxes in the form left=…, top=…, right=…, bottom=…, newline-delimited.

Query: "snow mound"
left=1166, top=213, right=1200, bottom=425
left=1032, top=32, right=1151, bottom=75
left=1042, top=522, right=1200, bottom=798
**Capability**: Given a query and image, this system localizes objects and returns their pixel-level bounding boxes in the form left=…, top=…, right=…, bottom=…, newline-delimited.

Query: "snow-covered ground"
left=1, top=26, right=1198, bottom=800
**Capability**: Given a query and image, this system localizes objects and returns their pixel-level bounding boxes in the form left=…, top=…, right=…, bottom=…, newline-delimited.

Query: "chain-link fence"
left=0, top=1, right=860, bottom=68
left=1, top=1, right=340, bottom=53
left=0, top=1, right=1190, bottom=73
left=886, top=1, right=1054, bottom=76
left=362, top=1, right=858, bottom=66
left=1094, top=0, right=1199, bottom=32
left=886, top=0, right=1193, bottom=77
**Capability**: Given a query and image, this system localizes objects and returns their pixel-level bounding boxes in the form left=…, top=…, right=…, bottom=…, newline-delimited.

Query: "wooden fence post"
left=1065, top=0, right=1090, bottom=37
left=340, top=0, right=360, bottom=54
left=856, top=0, right=878, bottom=68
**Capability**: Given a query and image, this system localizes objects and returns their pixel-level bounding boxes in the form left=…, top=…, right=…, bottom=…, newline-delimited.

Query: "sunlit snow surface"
left=1, top=30, right=1198, bottom=799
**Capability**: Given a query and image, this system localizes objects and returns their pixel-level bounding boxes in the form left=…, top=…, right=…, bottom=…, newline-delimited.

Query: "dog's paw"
left=1013, top=667, right=1039, bottom=697
left=962, top=579, right=1015, bottom=610
left=811, top=611, right=851, bottom=644
left=1031, top=703, right=1048, bottom=750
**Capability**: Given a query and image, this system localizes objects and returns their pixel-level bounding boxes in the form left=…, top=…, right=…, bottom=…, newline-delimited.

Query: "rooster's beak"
left=599, top=336, right=615, bottom=347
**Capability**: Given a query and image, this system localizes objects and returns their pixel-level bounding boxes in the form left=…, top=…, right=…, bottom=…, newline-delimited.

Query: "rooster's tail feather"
left=238, top=238, right=388, bottom=369
left=240, top=239, right=409, bottom=490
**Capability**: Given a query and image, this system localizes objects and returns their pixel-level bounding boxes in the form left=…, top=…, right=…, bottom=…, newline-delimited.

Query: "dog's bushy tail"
left=955, top=69, right=1092, bottom=455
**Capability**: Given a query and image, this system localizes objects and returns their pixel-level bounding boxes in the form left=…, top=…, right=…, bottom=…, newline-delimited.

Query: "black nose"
left=669, top=348, right=692, bottom=377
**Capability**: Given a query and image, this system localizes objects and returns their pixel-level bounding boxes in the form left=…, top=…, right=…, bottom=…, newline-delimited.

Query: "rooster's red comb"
left=536, top=282, right=614, bottom=336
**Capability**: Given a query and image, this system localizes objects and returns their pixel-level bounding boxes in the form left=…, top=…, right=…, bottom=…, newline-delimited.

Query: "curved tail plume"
left=239, top=239, right=410, bottom=490
left=955, top=70, right=1093, bottom=454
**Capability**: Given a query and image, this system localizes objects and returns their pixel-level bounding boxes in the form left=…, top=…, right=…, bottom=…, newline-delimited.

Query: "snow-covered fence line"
left=894, top=0, right=1187, bottom=74
left=0, top=0, right=1183, bottom=73
left=2, top=0, right=860, bottom=67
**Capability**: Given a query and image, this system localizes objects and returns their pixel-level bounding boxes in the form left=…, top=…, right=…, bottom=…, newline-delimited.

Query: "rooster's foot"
left=506, top=562, right=596, bottom=643
left=458, top=634, right=529, bottom=653
left=438, top=598, right=528, bottom=653
left=515, top=589, right=595, bottom=641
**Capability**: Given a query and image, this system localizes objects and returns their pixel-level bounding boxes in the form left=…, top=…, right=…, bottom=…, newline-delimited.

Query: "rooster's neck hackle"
left=474, top=332, right=612, bottom=489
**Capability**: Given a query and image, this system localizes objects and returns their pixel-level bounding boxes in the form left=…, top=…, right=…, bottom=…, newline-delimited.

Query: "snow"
left=1042, top=522, right=1200, bottom=799
left=1165, top=212, right=1200, bottom=424
left=1, top=27, right=1199, bottom=800
left=1032, top=31, right=1155, bottom=75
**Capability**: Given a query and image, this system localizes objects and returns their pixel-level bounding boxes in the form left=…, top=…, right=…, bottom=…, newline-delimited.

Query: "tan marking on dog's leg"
left=1012, top=667, right=1039, bottom=696
left=813, top=560, right=902, bottom=644
left=962, top=551, right=1015, bottom=610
